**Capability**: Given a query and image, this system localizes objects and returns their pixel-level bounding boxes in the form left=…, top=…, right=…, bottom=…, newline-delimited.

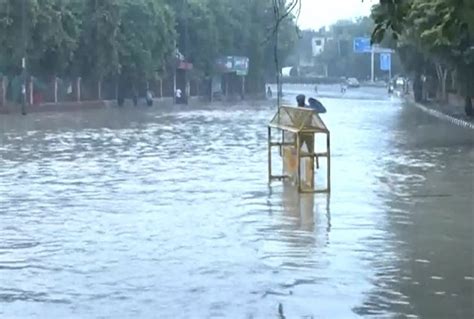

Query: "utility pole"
left=389, top=54, right=392, bottom=82
left=183, top=0, right=189, bottom=104
left=21, top=0, right=27, bottom=115
left=370, top=46, right=375, bottom=83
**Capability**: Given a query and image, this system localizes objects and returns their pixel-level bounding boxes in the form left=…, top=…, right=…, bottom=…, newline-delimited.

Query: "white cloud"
left=297, top=0, right=377, bottom=30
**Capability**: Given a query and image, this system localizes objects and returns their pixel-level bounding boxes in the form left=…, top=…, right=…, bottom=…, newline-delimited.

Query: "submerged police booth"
left=268, top=105, right=331, bottom=193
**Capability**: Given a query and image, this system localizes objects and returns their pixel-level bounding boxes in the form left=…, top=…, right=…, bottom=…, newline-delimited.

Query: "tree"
left=74, top=0, right=121, bottom=80
left=117, top=0, right=175, bottom=82
left=1, top=0, right=298, bottom=98
left=371, top=0, right=474, bottom=115
left=0, top=0, right=81, bottom=77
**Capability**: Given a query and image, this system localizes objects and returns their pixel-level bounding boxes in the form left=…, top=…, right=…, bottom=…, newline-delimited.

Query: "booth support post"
left=268, top=126, right=272, bottom=182
left=327, top=132, right=331, bottom=193
left=296, top=133, right=301, bottom=193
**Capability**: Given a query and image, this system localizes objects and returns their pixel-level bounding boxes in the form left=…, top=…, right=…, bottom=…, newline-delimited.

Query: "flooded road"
left=1, top=85, right=473, bottom=318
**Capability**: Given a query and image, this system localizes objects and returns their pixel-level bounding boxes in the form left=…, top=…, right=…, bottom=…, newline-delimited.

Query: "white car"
left=396, top=77, right=405, bottom=86
left=346, top=77, right=360, bottom=88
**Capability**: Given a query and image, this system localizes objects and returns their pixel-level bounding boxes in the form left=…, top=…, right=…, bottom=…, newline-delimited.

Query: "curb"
left=408, top=98, right=474, bottom=130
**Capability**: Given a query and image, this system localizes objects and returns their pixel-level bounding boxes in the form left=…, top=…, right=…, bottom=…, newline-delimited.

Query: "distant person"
left=296, top=94, right=307, bottom=107
left=146, top=89, right=153, bottom=106
left=175, top=88, right=182, bottom=103
left=132, top=87, right=138, bottom=106
left=388, top=80, right=394, bottom=94
left=314, top=85, right=318, bottom=94
left=465, top=96, right=473, bottom=117
left=117, top=86, right=125, bottom=107
left=308, top=97, right=326, bottom=113
left=267, top=86, right=273, bottom=99
left=413, top=75, right=422, bottom=102
left=340, top=83, right=347, bottom=94
left=117, top=96, right=124, bottom=107
left=403, top=80, right=409, bottom=95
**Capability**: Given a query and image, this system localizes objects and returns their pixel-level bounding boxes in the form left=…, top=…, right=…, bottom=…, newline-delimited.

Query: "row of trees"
left=0, top=0, right=298, bottom=95
left=370, top=0, right=474, bottom=115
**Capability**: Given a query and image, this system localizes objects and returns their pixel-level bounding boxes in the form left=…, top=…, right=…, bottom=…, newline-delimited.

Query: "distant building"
left=312, top=37, right=326, bottom=56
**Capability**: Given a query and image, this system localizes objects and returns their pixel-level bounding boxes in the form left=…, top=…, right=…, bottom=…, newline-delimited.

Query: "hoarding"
left=215, top=56, right=249, bottom=76
left=380, top=53, right=391, bottom=71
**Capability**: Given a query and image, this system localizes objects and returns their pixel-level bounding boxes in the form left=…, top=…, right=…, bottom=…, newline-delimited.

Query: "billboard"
left=233, top=56, right=249, bottom=76
left=312, top=37, right=325, bottom=56
left=380, top=53, right=391, bottom=71
left=215, top=56, right=249, bottom=76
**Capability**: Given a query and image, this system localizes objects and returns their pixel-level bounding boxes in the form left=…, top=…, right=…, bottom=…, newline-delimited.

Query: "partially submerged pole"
left=271, top=0, right=301, bottom=107
left=21, top=0, right=27, bottom=115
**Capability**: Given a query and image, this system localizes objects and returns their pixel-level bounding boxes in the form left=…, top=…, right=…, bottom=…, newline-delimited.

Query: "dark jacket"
left=308, top=98, right=326, bottom=113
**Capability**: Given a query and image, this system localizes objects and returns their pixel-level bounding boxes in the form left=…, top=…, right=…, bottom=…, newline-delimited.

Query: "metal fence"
left=1, top=73, right=209, bottom=108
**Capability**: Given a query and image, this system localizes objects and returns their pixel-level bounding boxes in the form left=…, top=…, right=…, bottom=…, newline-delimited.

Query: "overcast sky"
left=298, top=0, right=377, bottom=30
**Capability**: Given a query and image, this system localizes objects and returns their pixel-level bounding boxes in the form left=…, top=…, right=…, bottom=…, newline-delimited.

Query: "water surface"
left=1, top=86, right=473, bottom=318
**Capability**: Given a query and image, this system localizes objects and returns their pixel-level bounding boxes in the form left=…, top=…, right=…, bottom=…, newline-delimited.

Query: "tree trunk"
left=29, top=77, right=33, bottom=105
left=413, top=74, right=422, bottom=102
left=465, top=96, right=473, bottom=117
left=159, top=79, right=163, bottom=98
left=450, top=69, right=457, bottom=93
left=76, top=77, right=81, bottom=102
left=53, top=76, right=58, bottom=103
left=442, top=68, right=448, bottom=102
left=435, top=64, right=448, bottom=102
left=1, top=76, right=6, bottom=107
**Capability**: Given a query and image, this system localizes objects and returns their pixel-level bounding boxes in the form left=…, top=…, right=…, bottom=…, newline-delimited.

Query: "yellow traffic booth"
left=268, top=105, right=331, bottom=193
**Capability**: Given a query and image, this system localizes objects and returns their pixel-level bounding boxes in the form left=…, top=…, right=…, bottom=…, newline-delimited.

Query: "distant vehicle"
left=396, top=77, right=405, bottom=86
left=346, top=77, right=360, bottom=88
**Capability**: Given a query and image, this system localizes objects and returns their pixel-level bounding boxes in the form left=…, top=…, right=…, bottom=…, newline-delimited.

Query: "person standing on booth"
left=296, top=94, right=307, bottom=107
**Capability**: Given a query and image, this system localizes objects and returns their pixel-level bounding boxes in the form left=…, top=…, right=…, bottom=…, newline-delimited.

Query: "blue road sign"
left=380, top=53, right=391, bottom=71
left=353, top=37, right=371, bottom=53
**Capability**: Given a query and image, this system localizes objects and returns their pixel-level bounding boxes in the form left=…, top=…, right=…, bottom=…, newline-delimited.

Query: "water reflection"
left=355, top=102, right=474, bottom=318
left=279, top=183, right=331, bottom=235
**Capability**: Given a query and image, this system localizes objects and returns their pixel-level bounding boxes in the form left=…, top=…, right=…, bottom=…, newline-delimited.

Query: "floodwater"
left=1, top=85, right=473, bottom=318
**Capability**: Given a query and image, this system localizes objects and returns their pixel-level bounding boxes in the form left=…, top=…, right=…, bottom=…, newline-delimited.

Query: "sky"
left=298, top=0, right=378, bottom=30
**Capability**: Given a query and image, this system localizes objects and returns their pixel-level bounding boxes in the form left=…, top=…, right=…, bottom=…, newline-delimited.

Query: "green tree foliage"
left=29, top=0, right=82, bottom=76
left=370, top=0, right=474, bottom=113
left=0, top=0, right=297, bottom=93
left=117, top=0, right=175, bottom=81
left=75, top=0, right=121, bottom=79
left=168, top=0, right=298, bottom=92
left=0, top=0, right=30, bottom=73
left=0, top=0, right=81, bottom=75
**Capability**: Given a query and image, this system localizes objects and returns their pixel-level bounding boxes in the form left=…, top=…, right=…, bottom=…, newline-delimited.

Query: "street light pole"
left=370, top=46, right=375, bottom=83
left=21, top=0, right=27, bottom=115
left=183, top=0, right=189, bottom=104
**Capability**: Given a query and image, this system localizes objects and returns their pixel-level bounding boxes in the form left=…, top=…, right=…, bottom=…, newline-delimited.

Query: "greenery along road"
left=1, top=0, right=472, bottom=113
left=370, top=0, right=474, bottom=115
left=0, top=0, right=298, bottom=94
